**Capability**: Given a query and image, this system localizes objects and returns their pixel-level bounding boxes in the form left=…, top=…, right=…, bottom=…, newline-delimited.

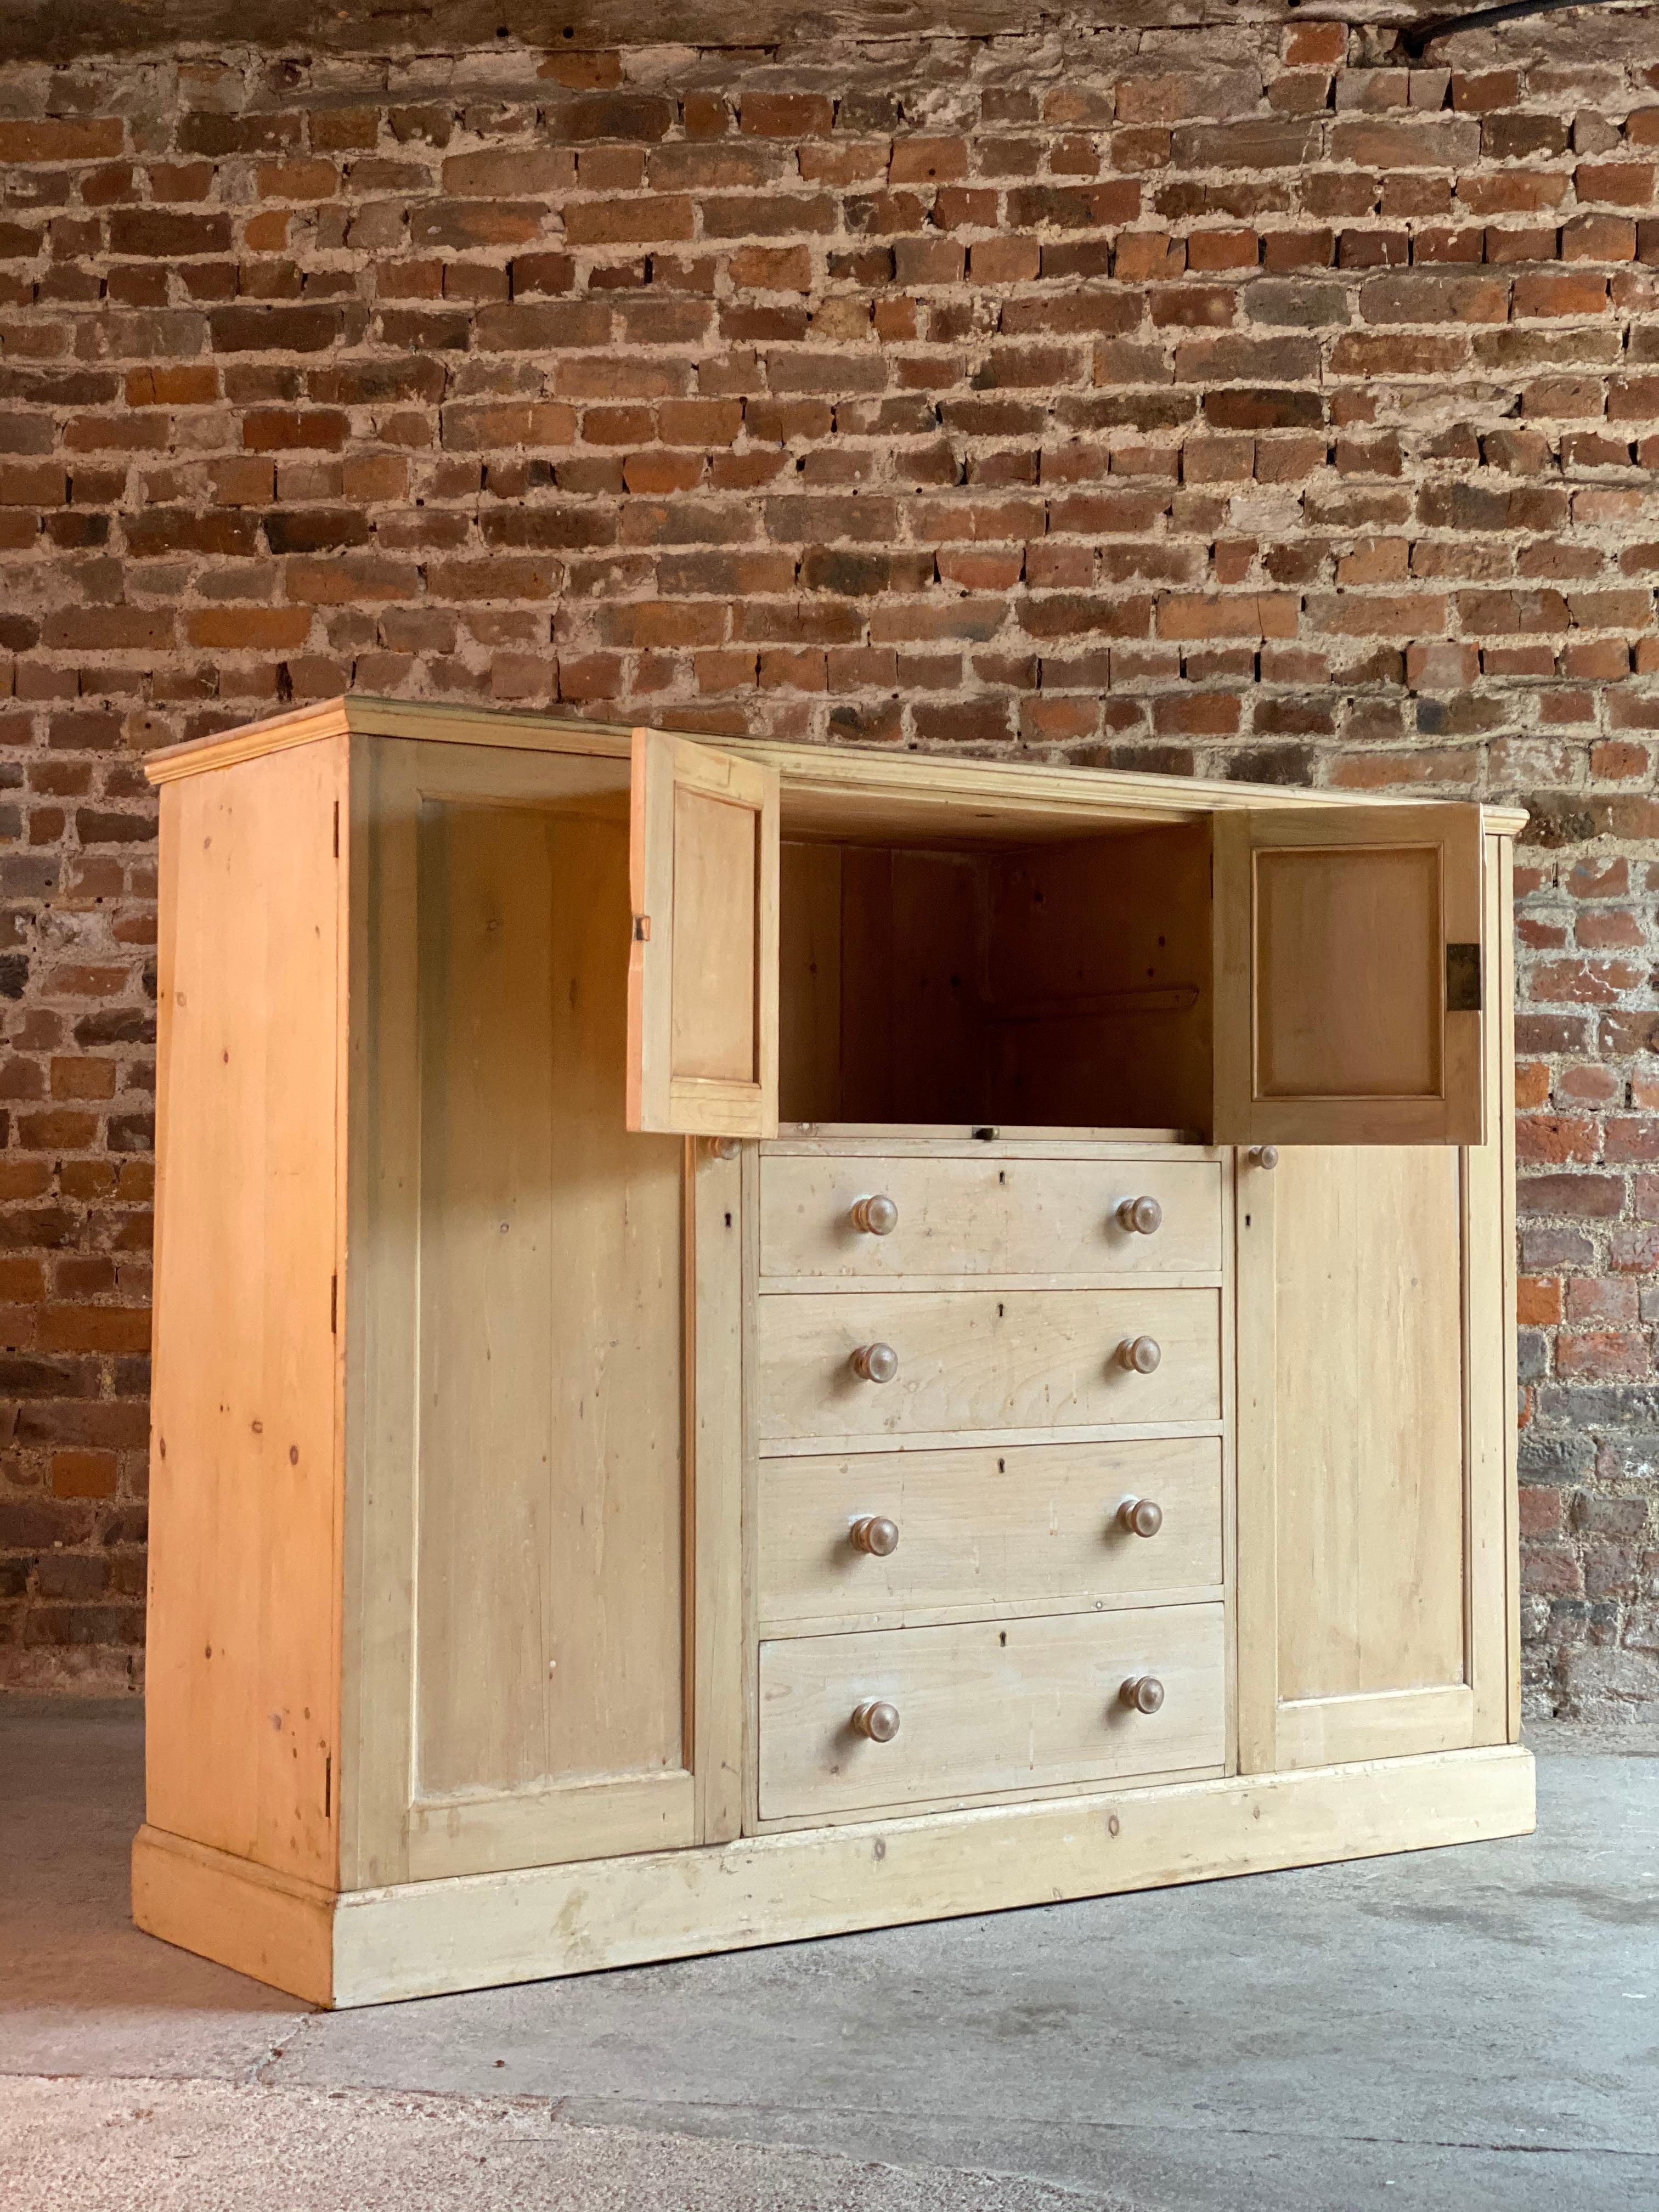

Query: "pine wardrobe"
left=132, top=697, right=1534, bottom=2007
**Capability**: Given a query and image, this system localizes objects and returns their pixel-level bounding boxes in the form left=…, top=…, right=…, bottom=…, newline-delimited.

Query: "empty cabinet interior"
left=778, top=819, right=1211, bottom=1132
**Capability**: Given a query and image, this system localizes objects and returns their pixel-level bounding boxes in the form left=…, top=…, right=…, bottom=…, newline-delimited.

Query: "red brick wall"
left=1, top=17, right=1656, bottom=1713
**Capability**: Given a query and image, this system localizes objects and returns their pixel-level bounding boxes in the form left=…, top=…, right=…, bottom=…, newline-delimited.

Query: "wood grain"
left=758, top=1602, right=1228, bottom=1820
left=1273, top=1146, right=1468, bottom=1707
left=413, top=802, right=687, bottom=1806
left=757, top=1437, right=1223, bottom=1629
left=629, top=729, right=780, bottom=1138
left=984, top=823, right=1212, bottom=1133
left=1213, top=803, right=1486, bottom=1147
left=144, top=698, right=1531, bottom=848
left=1234, top=1135, right=1483, bottom=1775
left=146, top=737, right=345, bottom=1887
left=759, top=1152, right=1223, bottom=1280
left=343, top=738, right=708, bottom=1886
left=757, top=1287, right=1222, bottom=1444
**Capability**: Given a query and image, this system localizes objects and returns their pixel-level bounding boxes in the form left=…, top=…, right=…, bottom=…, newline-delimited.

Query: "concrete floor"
left=3, top=1700, right=1656, bottom=2211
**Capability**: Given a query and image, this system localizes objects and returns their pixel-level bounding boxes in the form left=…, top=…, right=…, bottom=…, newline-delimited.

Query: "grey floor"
left=2, top=1698, right=1656, bottom=2210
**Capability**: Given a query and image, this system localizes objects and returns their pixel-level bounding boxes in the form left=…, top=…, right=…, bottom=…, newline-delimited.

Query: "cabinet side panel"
left=146, top=740, right=344, bottom=1884
left=1274, top=1146, right=1468, bottom=1702
left=413, top=803, right=686, bottom=1798
left=1466, top=832, right=1518, bottom=1743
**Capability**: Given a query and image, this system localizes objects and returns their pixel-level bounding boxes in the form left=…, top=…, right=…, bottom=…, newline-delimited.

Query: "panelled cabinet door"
left=1212, top=803, right=1485, bottom=1147
left=628, top=730, right=780, bottom=1138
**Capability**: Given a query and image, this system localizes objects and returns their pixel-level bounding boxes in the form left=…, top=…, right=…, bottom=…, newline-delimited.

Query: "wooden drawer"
left=758, top=1437, right=1223, bottom=1628
left=755, top=1288, right=1222, bottom=1447
left=758, top=1601, right=1226, bottom=1820
left=759, top=1153, right=1223, bottom=1281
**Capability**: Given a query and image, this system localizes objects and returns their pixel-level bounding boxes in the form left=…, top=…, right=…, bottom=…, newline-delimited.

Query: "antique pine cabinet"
left=132, top=696, right=1534, bottom=2008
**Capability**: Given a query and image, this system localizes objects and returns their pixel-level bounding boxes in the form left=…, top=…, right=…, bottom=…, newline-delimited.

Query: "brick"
left=209, top=305, right=343, bottom=353
left=1330, top=116, right=1480, bottom=167
left=1514, top=271, right=1611, bottom=318
left=740, top=93, right=835, bottom=138
left=1576, top=163, right=1657, bottom=207
left=108, top=210, right=231, bottom=258
left=0, top=120, right=124, bottom=162
left=441, top=149, right=577, bottom=196
left=2, top=26, right=1657, bottom=1696
left=1520, top=1173, right=1628, bottom=1218
left=1285, top=21, right=1346, bottom=65
left=1360, top=272, right=1509, bottom=324
left=550, top=94, right=675, bottom=141
left=184, top=607, right=312, bottom=650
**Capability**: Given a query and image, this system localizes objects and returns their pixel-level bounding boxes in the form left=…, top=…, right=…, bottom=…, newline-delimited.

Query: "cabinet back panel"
left=777, top=823, right=1210, bottom=1133
left=414, top=804, right=685, bottom=1797
left=1273, top=1145, right=1466, bottom=1701
left=984, top=823, right=1212, bottom=1132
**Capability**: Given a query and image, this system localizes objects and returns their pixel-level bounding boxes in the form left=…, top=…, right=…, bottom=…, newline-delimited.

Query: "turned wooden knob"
left=707, top=1137, right=742, bottom=1162
left=1116, top=1194, right=1163, bottom=1235
left=1249, top=1144, right=1280, bottom=1170
left=1120, top=1675, right=1165, bottom=1715
left=851, top=1342, right=899, bottom=1384
left=851, top=1699, right=900, bottom=1742
left=850, top=1514, right=899, bottom=1556
left=1118, top=1334, right=1161, bottom=1375
left=1117, top=1496, right=1164, bottom=1538
left=850, top=1193, right=899, bottom=1236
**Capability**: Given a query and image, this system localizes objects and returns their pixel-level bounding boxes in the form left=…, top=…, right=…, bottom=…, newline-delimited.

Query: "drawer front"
left=756, top=1288, right=1222, bottom=1446
left=758, top=1437, right=1223, bottom=1627
left=760, top=1154, right=1223, bottom=1280
left=759, top=1601, right=1226, bottom=1820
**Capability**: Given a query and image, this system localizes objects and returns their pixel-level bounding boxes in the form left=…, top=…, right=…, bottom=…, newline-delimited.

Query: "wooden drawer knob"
left=1248, top=1144, right=1280, bottom=1170
left=850, top=1514, right=899, bottom=1556
left=1120, top=1675, right=1165, bottom=1715
left=1117, top=1334, right=1161, bottom=1375
left=851, top=1342, right=899, bottom=1384
left=1117, top=1496, right=1164, bottom=1538
left=850, top=1193, right=899, bottom=1236
left=851, top=1699, right=900, bottom=1742
left=1116, top=1194, right=1164, bottom=1235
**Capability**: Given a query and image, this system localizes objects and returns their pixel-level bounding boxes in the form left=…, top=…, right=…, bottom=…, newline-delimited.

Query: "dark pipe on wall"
left=1398, top=0, right=1638, bottom=62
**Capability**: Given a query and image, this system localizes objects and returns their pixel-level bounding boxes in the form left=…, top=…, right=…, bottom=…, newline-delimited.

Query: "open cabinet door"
left=628, top=729, right=780, bottom=1138
left=1213, top=803, right=1485, bottom=1147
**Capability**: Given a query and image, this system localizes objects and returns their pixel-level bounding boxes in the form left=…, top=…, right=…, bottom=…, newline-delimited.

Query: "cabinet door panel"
left=1214, top=803, right=1484, bottom=1146
left=414, top=801, right=686, bottom=1803
left=346, top=738, right=743, bottom=1887
left=628, top=730, right=779, bottom=1137
left=1235, top=1142, right=1497, bottom=1771
left=1235, top=827, right=1516, bottom=1775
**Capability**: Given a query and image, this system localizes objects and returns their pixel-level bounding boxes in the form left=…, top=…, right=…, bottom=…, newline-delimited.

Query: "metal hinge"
left=633, top=914, right=651, bottom=942
left=332, top=800, right=340, bottom=859
left=1446, top=942, right=1482, bottom=1013
left=330, top=1274, right=337, bottom=1334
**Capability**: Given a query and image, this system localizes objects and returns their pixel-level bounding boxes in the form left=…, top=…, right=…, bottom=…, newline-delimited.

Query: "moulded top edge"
left=140, top=695, right=1530, bottom=835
